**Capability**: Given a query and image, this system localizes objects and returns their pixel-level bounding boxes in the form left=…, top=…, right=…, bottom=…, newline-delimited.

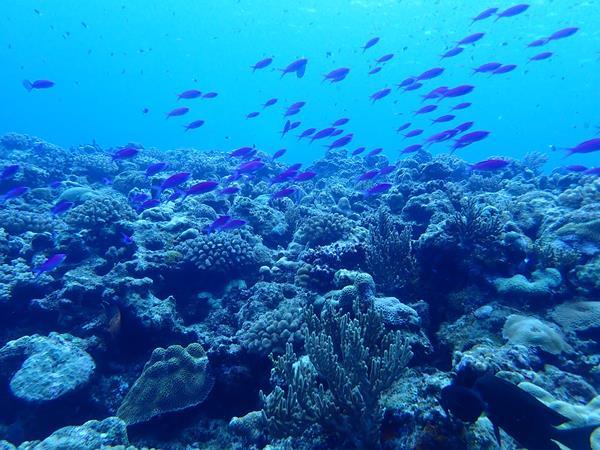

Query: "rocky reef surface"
left=0, top=133, right=598, bottom=449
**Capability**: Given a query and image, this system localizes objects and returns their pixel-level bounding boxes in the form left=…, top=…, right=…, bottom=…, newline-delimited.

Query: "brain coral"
left=65, top=194, right=136, bottom=229
left=549, top=301, right=600, bottom=333
left=294, top=213, right=351, bottom=246
left=177, top=230, right=270, bottom=277
left=117, top=343, right=214, bottom=425
left=502, top=314, right=571, bottom=355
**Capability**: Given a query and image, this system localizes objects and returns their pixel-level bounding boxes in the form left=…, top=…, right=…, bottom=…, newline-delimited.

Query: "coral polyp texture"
left=0, top=133, right=599, bottom=449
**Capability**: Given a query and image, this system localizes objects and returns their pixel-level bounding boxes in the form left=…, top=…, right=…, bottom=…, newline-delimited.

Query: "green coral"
left=260, top=300, right=412, bottom=449
left=117, top=343, right=214, bottom=425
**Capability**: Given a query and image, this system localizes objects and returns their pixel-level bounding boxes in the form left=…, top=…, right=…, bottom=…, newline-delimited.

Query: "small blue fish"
left=246, top=111, right=260, bottom=119
left=370, top=88, right=391, bottom=103
left=352, top=147, right=366, bottom=156
left=220, top=219, right=247, bottom=231
left=263, top=98, right=278, bottom=108
left=184, top=119, right=205, bottom=130
left=332, top=118, right=350, bottom=127
left=166, top=106, right=189, bottom=118
left=323, top=67, right=350, bottom=83
left=252, top=57, right=273, bottom=71
left=220, top=186, right=240, bottom=195
left=369, top=67, right=382, bottom=75
left=441, top=47, right=463, bottom=58
left=280, top=58, right=308, bottom=78
left=364, top=183, right=392, bottom=198
left=271, top=187, right=297, bottom=200
left=23, top=79, right=55, bottom=91
left=297, top=128, right=317, bottom=140
left=1, top=186, right=29, bottom=204
left=362, top=37, right=380, bottom=52
left=327, top=133, right=353, bottom=150
left=202, top=92, right=218, bottom=99
left=145, top=162, right=169, bottom=178
left=204, top=215, right=232, bottom=234
left=273, top=148, right=287, bottom=159
left=376, top=53, right=394, bottom=63
left=177, top=89, right=202, bottom=100
left=51, top=199, right=74, bottom=215
left=112, top=147, right=139, bottom=160
left=33, top=253, right=67, bottom=278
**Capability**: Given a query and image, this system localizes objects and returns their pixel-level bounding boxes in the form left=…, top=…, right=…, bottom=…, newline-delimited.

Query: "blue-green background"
left=1, top=0, right=599, bottom=168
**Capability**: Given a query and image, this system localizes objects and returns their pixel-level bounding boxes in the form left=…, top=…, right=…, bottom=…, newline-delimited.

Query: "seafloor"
left=0, top=132, right=598, bottom=450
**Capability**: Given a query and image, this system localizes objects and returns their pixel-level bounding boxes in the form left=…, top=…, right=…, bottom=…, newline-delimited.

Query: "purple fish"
left=401, top=144, right=423, bottom=154
left=281, top=120, right=292, bottom=137
left=145, top=162, right=169, bottom=178
left=263, top=98, right=278, bottom=108
left=528, top=38, right=548, bottom=48
left=51, top=199, right=74, bottom=215
left=311, top=127, right=336, bottom=142
left=205, top=215, right=231, bottom=234
left=441, top=85, right=475, bottom=99
left=271, top=169, right=298, bottom=185
left=352, top=147, right=366, bottom=156
left=458, top=32, right=485, bottom=46
left=284, top=108, right=301, bottom=118
left=369, top=67, right=382, bottom=75
left=202, top=92, right=218, bottom=99
left=492, top=64, right=517, bottom=75
left=289, top=121, right=301, bottom=131
left=230, top=146, right=253, bottom=158
left=496, top=4, right=530, bottom=20
left=378, top=165, right=396, bottom=176
left=324, top=67, right=350, bottom=83
left=584, top=167, right=600, bottom=175
left=441, top=47, right=464, bottom=58
left=370, top=88, right=391, bottom=102
left=237, top=159, right=265, bottom=173
left=416, top=67, right=445, bottom=81
left=297, top=128, right=317, bottom=140
left=112, top=146, right=139, bottom=160
left=166, top=106, right=189, bottom=118
left=23, top=79, right=55, bottom=91
left=184, top=180, right=219, bottom=200
left=376, top=53, right=394, bottom=63
left=404, top=82, right=423, bottom=92
left=404, top=129, right=423, bottom=139
left=425, top=129, right=459, bottom=145
left=184, top=119, right=205, bottom=130
left=453, top=130, right=490, bottom=150
left=564, top=165, right=587, bottom=172
left=295, top=171, right=317, bottom=182
left=415, top=104, right=438, bottom=115
left=529, top=52, right=553, bottom=62
left=161, top=172, right=191, bottom=191
left=364, top=182, right=392, bottom=198
left=177, top=89, right=202, bottom=100
left=288, top=163, right=303, bottom=171
left=271, top=187, right=297, bottom=200
left=332, top=118, right=350, bottom=127
left=432, top=114, right=456, bottom=124
left=548, top=27, right=578, bottom=41
left=397, top=77, right=416, bottom=89
left=33, top=253, right=66, bottom=278
left=565, top=138, right=600, bottom=156
left=330, top=129, right=343, bottom=137
left=220, top=186, right=240, bottom=195
left=273, top=148, right=287, bottom=159
left=1, top=164, right=19, bottom=179
left=252, top=57, right=273, bottom=71
left=288, top=101, right=306, bottom=110
left=130, top=193, right=150, bottom=204
left=454, top=121, right=475, bottom=133
left=246, top=111, right=260, bottom=119
left=358, top=169, right=379, bottom=181
left=422, top=86, right=449, bottom=100
left=281, top=58, right=308, bottom=78
left=471, top=7, right=498, bottom=23
left=220, top=219, right=247, bottom=231
left=470, top=159, right=510, bottom=171
left=362, top=37, right=380, bottom=52
left=366, top=148, right=383, bottom=158
left=473, top=62, right=502, bottom=73
left=452, top=102, right=471, bottom=111
left=328, top=133, right=354, bottom=150
left=396, top=122, right=411, bottom=133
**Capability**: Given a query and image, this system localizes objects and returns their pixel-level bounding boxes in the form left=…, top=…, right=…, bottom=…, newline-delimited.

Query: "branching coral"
left=447, top=197, right=503, bottom=250
left=260, top=300, right=412, bottom=449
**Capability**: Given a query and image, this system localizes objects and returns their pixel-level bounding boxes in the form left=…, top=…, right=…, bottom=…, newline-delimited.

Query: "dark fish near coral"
left=311, top=127, right=336, bottom=142
left=470, top=158, right=510, bottom=171
left=328, top=133, right=353, bottom=150
left=1, top=186, right=29, bottom=204
left=140, top=198, right=161, bottom=210
left=271, top=186, right=296, bottom=200
left=584, top=167, right=600, bottom=175
left=362, top=37, right=380, bottom=52
left=548, top=27, right=578, bottom=41
left=160, top=172, right=191, bottom=191
left=294, top=171, right=317, bottom=182
left=297, top=128, right=316, bottom=140
left=220, top=186, right=240, bottom=195
left=401, top=144, right=423, bottom=154
left=145, top=162, right=169, bottom=178
left=453, top=130, right=490, bottom=150
left=220, top=219, right=247, bottom=231
left=23, top=79, right=55, bottom=91
left=364, top=182, right=392, bottom=198
left=370, top=88, right=391, bottom=102
left=378, top=165, right=396, bottom=176
left=271, top=169, right=298, bottom=185
left=204, top=215, right=232, bottom=233
left=352, top=147, right=366, bottom=156
left=366, top=148, right=383, bottom=158
left=496, top=4, right=530, bottom=20
left=236, top=159, right=265, bottom=174
left=183, top=180, right=218, bottom=200
left=263, top=98, right=278, bottom=108
left=357, top=169, right=379, bottom=181
left=177, top=89, right=202, bottom=100
left=471, top=7, right=498, bottom=24
left=51, top=199, right=74, bottom=215
left=564, top=164, right=587, bottom=172
left=252, top=57, right=273, bottom=71
left=33, top=253, right=66, bottom=278
left=404, top=129, right=423, bottom=139
left=280, top=58, right=308, bottom=78
left=272, top=148, right=286, bottom=159
left=1, top=164, right=19, bottom=179
left=230, top=146, right=253, bottom=158
left=457, top=32, right=485, bottom=45
left=425, top=129, right=459, bottom=145
left=441, top=374, right=598, bottom=450
left=166, top=106, right=189, bottom=118
left=112, top=147, right=139, bottom=160
left=184, top=119, right=205, bottom=130
left=564, top=138, right=600, bottom=156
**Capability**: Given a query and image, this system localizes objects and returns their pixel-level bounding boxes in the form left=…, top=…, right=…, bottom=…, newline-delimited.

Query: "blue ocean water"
left=1, top=0, right=599, bottom=167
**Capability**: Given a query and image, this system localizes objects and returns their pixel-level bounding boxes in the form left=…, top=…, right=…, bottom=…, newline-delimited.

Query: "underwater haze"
left=1, top=1, right=600, bottom=450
